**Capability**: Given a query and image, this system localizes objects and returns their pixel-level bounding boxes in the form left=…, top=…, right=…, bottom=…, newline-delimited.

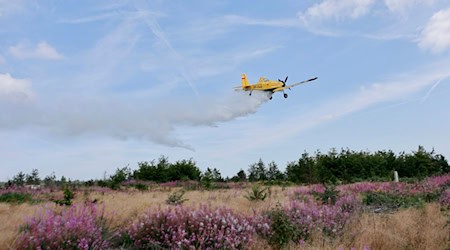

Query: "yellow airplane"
left=235, top=74, right=317, bottom=99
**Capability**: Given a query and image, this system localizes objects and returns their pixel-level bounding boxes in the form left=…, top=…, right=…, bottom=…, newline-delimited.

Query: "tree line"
left=4, top=146, right=449, bottom=188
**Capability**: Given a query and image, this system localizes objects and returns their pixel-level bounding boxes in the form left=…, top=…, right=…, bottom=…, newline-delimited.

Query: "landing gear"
left=284, top=93, right=288, bottom=98
left=269, top=96, right=273, bottom=100
left=249, top=91, right=252, bottom=96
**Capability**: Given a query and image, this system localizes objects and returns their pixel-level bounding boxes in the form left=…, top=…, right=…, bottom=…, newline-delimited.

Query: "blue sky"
left=1, top=0, right=450, bottom=180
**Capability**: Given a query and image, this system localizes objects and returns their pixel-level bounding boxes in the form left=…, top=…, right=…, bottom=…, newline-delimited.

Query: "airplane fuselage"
left=242, top=77, right=283, bottom=92
left=237, top=73, right=317, bottom=99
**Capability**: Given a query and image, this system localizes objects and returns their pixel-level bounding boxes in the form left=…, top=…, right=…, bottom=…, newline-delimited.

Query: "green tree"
left=109, top=166, right=132, bottom=189
left=286, top=152, right=317, bottom=184
left=167, top=159, right=201, bottom=181
left=248, top=159, right=267, bottom=182
left=43, top=172, right=56, bottom=187
left=25, top=169, right=40, bottom=185
left=12, top=171, right=26, bottom=186
left=201, top=168, right=214, bottom=189
left=134, top=156, right=201, bottom=183
left=211, top=168, right=223, bottom=182
left=231, top=169, right=247, bottom=182
left=267, top=161, right=284, bottom=181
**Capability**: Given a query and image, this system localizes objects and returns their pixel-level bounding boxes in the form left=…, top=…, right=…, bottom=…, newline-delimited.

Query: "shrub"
left=166, top=190, right=188, bottom=205
left=14, top=204, right=110, bottom=250
left=0, top=192, right=33, bottom=204
left=245, top=185, right=269, bottom=201
left=134, top=183, right=148, bottom=191
left=255, top=195, right=360, bottom=246
left=312, top=184, right=339, bottom=205
left=54, top=185, right=75, bottom=206
left=362, top=192, right=425, bottom=210
left=266, top=204, right=298, bottom=249
left=124, top=205, right=255, bottom=249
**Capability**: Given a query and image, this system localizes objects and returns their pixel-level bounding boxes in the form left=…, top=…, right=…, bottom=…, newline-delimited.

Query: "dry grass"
left=1, top=187, right=448, bottom=249
left=344, top=204, right=449, bottom=250
left=0, top=203, right=49, bottom=249
left=82, top=186, right=292, bottom=227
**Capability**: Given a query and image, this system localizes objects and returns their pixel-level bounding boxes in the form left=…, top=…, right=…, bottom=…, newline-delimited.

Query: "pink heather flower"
left=14, top=204, right=110, bottom=250
left=125, top=205, right=255, bottom=249
left=439, top=188, right=450, bottom=208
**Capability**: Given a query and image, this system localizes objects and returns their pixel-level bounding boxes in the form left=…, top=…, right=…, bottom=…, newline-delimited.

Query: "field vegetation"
left=1, top=147, right=449, bottom=249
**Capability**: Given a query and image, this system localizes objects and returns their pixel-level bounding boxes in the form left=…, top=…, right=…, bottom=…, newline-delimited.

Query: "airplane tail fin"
left=241, top=74, right=249, bottom=87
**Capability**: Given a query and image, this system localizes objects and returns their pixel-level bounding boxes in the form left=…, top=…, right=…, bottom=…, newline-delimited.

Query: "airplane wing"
left=272, top=77, right=317, bottom=93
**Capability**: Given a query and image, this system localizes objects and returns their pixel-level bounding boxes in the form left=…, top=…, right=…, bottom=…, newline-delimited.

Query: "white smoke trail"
left=421, top=77, right=445, bottom=103
left=0, top=91, right=270, bottom=150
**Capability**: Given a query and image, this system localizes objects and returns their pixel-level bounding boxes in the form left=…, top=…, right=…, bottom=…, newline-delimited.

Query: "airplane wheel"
left=269, top=96, right=273, bottom=100
left=284, top=93, right=288, bottom=98
left=249, top=92, right=252, bottom=96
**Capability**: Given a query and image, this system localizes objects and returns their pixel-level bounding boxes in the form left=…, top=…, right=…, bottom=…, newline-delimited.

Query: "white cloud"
left=61, top=12, right=118, bottom=24
left=223, top=15, right=300, bottom=28
left=384, top=0, right=436, bottom=13
left=298, top=0, right=375, bottom=22
left=9, top=42, right=64, bottom=60
left=0, top=73, right=34, bottom=101
left=419, top=7, right=450, bottom=53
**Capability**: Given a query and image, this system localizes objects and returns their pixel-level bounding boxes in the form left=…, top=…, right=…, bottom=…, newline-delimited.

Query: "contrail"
left=136, top=7, right=199, bottom=96
left=421, top=77, right=445, bottom=103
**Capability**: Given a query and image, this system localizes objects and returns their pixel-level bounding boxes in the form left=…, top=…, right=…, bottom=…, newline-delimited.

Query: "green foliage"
left=248, top=159, right=268, bottom=182
left=166, top=190, right=188, bottom=205
left=200, top=167, right=224, bottom=189
left=312, top=185, right=339, bottom=205
left=285, top=146, right=449, bottom=184
left=245, top=185, right=269, bottom=201
left=25, top=169, right=40, bottom=185
left=0, top=192, right=33, bottom=204
left=267, top=162, right=285, bottom=181
left=134, top=183, right=148, bottom=191
left=109, top=166, right=132, bottom=190
left=54, top=185, right=75, bottom=206
left=231, top=169, right=247, bottom=182
left=133, top=156, right=201, bottom=183
left=43, top=172, right=57, bottom=188
left=11, top=171, right=26, bottom=186
left=363, top=192, right=426, bottom=210
left=286, top=152, right=317, bottom=184
left=267, top=204, right=298, bottom=249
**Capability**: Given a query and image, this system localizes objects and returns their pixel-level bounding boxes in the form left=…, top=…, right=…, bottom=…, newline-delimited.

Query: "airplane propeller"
left=278, top=76, right=288, bottom=87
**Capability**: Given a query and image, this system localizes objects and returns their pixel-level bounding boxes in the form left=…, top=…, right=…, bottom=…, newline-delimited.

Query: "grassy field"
left=1, top=183, right=448, bottom=249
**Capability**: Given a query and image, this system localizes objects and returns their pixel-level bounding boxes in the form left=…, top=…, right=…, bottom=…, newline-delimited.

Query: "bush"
left=124, top=205, right=255, bottom=249
left=266, top=204, right=298, bottom=249
left=54, top=185, right=75, bottom=206
left=15, top=204, right=110, bottom=250
left=134, top=183, right=148, bottom=191
left=0, top=192, right=33, bottom=204
left=245, top=185, right=269, bottom=201
left=363, top=192, right=425, bottom=210
left=166, top=190, right=188, bottom=205
left=311, top=184, right=339, bottom=205
left=255, top=194, right=360, bottom=246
